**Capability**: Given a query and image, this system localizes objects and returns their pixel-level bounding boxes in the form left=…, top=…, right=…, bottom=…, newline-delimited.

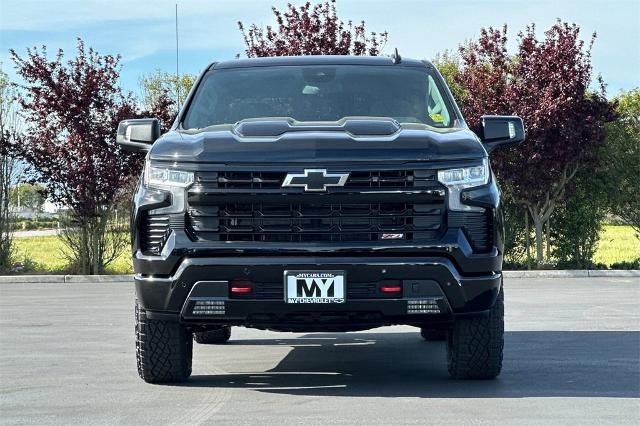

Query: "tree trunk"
left=520, top=162, right=581, bottom=268
left=0, top=154, right=14, bottom=272
left=533, top=217, right=544, bottom=265
left=545, top=220, right=551, bottom=259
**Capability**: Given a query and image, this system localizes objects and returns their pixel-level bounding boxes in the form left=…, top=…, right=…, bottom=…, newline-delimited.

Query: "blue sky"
left=1, top=0, right=639, bottom=98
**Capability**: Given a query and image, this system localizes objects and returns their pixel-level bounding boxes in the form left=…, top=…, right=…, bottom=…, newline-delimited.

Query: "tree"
left=432, top=50, right=466, bottom=102
left=139, top=70, right=196, bottom=115
left=551, top=168, right=608, bottom=268
left=602, top=89, right=640, bottom=237
left=0, top=67, right=19, bottom=272
left=455, top=22, right=613, bottom=264
left=238, top=0, right=388, bottom=57
left=4, top=40, right=174, bottom=274
left=9, top=183, right=46, bottom=213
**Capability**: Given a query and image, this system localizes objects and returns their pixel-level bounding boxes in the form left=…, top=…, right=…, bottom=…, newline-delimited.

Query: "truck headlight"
left=437, top=159, right=489, bottom=211
left=143, top=162, right=194, bottom=214
left=144, top=162, right=194, bottom=188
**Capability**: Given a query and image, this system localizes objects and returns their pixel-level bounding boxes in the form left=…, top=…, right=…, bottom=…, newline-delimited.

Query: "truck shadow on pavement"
left=183, top=331, right=640, bottom=398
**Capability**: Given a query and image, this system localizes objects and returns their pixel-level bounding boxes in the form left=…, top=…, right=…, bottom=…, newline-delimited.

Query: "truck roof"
left=211, top=55, right=432, bottom=70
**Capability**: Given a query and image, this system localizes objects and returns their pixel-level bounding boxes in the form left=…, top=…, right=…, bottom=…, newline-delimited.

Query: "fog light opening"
left=407, top=298, right=442, bottom=314
left=192, top=299, right=226, bottom=315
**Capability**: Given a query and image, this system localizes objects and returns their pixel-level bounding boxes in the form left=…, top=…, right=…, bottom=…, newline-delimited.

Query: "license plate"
left=285, top=271, right=345, bottom=304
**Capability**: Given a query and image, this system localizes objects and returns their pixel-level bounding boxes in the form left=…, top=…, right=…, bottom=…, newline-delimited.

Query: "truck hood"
left=149, top=123, right=487, bottom=164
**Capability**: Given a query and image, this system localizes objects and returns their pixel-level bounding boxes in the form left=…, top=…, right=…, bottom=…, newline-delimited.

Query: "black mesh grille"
left=188, top=202, right=443, bottom=242
left=186, top=168, right=448, bottom=244
left=448, top=210, right=493, bottom=253
left=140, top=214, right=171, bottom=255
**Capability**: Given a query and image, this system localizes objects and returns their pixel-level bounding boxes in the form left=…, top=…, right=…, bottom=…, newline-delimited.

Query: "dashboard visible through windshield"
left=182, top=64, right=459, bottom=130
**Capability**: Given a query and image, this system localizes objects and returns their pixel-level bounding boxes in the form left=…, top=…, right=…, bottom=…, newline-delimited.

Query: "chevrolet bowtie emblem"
left=282, top=169, right=349, bottom=192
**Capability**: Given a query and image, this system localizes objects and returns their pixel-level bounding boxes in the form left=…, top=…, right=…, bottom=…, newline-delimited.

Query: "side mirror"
left=116, top=118, right=160, bottom=152
left=480, top=115, right=525, bottom=153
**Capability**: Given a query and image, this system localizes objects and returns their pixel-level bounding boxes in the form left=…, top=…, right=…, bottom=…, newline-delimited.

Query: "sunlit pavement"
left=1, top=277, right=638, bottom=425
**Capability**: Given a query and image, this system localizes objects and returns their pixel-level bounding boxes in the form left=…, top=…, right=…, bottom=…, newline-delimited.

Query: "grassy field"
left=593, top=225, right=640, bottom=266
left=10, top=225, right=640, bottom=274
left=13, top=236, right=133, bottom=274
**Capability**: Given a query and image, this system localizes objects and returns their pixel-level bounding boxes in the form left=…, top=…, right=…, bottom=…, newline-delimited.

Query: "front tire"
left=194, top=326, right=232, bottom=344
left=135, top=301, right=192, bottom=383
left=447, top=286, right=504, bottom=379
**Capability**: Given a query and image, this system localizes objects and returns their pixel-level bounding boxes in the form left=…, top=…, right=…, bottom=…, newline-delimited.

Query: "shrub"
left=601, top=89, right=640, bottom=236
left=502, top=196, right=529, bottom=269
left=609, top=259, right=640, bottom=270
left=551, top=170, right=607, bottom=268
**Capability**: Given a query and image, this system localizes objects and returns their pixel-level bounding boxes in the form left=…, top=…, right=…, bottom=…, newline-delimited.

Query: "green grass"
left=13, top=235, right=133, bottom=274
left=593, top=225, right=640, bottom=266
left=9, top=225, right=640, bottom=274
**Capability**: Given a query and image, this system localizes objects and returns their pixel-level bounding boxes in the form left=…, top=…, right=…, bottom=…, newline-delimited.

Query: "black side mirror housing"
left=116, top=118, right=161, bottom=152
left=480, top=115, right=525, bottom=153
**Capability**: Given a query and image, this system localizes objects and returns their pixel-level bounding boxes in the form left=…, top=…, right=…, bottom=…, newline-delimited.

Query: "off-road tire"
left=135, top=301, right=193, bottom=383
left=447, top=286, right=504, bottom=379
left=194, top=326, right=232, bottom=344
left=420, top=328, right=448, bottom=341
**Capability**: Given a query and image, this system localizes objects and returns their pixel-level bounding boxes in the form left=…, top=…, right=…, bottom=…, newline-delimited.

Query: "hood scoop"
left=233, top=117, right=401, bottom=138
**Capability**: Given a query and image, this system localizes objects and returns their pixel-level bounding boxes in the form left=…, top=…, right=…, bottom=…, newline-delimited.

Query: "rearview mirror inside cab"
left=116, top=118, right=160, bottom=153
left=480, top=115, right=525, bottom=153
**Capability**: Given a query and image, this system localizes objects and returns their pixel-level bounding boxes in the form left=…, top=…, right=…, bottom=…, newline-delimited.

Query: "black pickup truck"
left=117, top=55, right=524, bottom=384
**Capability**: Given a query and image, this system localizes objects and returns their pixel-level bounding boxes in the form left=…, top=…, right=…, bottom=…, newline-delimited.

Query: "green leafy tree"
left=432, top=50, right=466, bottom=102
left=551, top=169, right=608, bottom=268
left=602, top=89, right=640, bottom=237
left=9, top=183, right=46, bottom=213
left=139, top=70, right=196, bottom=115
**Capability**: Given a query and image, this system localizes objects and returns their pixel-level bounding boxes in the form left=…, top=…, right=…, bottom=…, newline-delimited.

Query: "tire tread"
left=135, top=302, right=192, bottom=383
left=447, top=287, right=504, bottom=379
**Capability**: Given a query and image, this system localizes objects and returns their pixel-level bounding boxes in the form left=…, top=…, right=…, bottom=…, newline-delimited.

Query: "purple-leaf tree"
left=238, top=0, right=388, bottom=57
left=456, top=22, right=613, bottom=263
left=5, top=39, right=174, bottom=274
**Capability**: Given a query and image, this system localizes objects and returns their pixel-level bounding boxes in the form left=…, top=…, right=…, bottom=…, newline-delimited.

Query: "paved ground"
left=12, top=229, right=60, bottom=238
left=1, top=277, right=639, bottom=425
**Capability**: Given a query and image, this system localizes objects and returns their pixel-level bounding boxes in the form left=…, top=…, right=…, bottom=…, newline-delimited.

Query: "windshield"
left=182, top=65, right=458, bottom=130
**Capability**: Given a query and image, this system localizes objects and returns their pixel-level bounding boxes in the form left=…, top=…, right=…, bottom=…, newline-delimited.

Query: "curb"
left=0, top=274, right=133, bottom=283
left=63, top=274, right=133, bottom=283
left=0, top=270, right=638, bottom=283
left=503, top=270, right=640, bottom=278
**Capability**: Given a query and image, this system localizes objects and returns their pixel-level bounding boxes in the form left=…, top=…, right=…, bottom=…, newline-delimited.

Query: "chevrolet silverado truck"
left=117, top=55, right=524, bottom=384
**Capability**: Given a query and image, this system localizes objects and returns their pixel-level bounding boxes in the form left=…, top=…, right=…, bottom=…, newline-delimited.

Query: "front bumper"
left=135, top=249, right=502, bottom=330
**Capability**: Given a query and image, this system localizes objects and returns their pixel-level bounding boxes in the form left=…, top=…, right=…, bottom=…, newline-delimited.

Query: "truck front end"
left=120, top=55, right=523, bottom=383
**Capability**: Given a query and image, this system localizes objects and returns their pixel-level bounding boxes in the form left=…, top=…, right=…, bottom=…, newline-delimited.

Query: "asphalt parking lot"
left=1, top=277, right=638, bottom=425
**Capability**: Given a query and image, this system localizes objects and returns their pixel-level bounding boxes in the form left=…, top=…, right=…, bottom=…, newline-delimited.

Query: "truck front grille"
left=188, top=202, right=443, bottom=242
left=182, top=168, right=499, bottom=249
